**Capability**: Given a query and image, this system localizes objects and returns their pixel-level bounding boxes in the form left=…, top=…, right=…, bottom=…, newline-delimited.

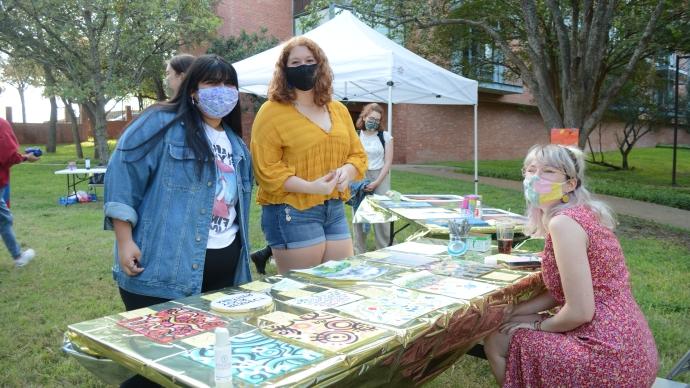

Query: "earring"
left=561, top=193, right=570, bottom=203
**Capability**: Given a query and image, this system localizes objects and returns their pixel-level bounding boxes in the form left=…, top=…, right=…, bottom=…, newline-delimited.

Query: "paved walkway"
left=393, top=164, right=690, bottom=231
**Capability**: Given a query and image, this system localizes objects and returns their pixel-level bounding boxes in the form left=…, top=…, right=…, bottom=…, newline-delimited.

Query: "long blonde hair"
left=523, top=144, right=616, bottom=237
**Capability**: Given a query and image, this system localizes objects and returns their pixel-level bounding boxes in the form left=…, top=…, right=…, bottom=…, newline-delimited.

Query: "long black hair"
left=166, top=54, right=243, bottom=165
left=121, top=54, right=242, bottom=173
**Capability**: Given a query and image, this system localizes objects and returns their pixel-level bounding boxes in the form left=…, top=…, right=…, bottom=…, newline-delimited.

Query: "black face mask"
left=285, top=64, right=317, bottom=91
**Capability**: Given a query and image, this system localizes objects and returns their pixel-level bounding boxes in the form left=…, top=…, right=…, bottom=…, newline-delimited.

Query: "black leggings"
left=118, top=236, right=242, bottom=388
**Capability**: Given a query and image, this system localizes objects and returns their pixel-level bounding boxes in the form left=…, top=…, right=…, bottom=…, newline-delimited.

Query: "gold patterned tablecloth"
left=65, top=244, right=543, bottom=387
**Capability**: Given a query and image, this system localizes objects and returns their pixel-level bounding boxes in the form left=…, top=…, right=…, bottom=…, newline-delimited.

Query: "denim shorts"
left=261, top=199, right=351, bottom=249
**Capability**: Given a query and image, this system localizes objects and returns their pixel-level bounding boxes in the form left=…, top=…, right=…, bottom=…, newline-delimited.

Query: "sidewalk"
left=394, top=164, right=690, bottom=231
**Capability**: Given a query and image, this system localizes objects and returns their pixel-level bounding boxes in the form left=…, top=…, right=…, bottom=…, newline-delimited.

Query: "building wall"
left=389, top=102, right=690, bottom=164
left=216, top=0, right=293, bottom=40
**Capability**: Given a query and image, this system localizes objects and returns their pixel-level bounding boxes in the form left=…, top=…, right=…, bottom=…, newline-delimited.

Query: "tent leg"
left=474, top=104, right=478, bottom=195
left=387, top=82, right=393, bottom=135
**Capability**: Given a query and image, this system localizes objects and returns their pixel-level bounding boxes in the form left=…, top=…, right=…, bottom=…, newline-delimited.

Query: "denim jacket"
left=104, top=108, right=253, bottom=299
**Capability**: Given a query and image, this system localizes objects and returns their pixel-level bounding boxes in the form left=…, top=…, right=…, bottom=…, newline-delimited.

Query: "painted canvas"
left=336, top=286, right=458, bottom=326
left=116, top=307, right=225, bottom=343
left=293, top=260, right=388, bottom=281
left=285, top=289, right=364, bottom=311
left=183, top=331, right=323, bottom=385
left=422, top=260, right=496, bottom=279
left=392, top=271, right=499, bottom=300
left=259, top=311, right=388, bottom=353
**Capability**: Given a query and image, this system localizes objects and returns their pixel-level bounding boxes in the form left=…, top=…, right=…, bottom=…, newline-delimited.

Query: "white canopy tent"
left=234, top=10, right=481, bottom=193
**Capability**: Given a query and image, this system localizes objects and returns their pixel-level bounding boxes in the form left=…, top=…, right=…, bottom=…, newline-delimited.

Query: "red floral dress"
left=504, top=205, right=658, bottom=387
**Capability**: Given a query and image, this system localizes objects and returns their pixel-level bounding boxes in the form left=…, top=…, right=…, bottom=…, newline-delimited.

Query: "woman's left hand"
left=364, top=181, right=379, bottom=192
left=335, top=164, right=356, bottom=192
left=498, top=321, right=536, bottom=336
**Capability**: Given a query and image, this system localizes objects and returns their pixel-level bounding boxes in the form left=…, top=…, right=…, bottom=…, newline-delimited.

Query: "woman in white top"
left=353, top=103, right=394, bottom=254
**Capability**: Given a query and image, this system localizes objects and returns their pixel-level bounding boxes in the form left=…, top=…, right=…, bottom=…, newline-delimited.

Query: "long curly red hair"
left=267, top=37, right=333, bottom=106
left=355, top=103, right=385, bottom=131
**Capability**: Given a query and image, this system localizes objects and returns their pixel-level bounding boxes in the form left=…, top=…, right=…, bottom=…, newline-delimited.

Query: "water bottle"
left=214, top=327, right=233, bottom=387
left=85, top=158, right=91, bottom=170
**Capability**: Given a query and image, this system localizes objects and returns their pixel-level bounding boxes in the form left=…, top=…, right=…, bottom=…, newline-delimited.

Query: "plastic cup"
left=495, top=221, right=515, bottom=254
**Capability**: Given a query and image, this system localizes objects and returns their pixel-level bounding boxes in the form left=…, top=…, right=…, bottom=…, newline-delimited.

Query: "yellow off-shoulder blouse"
left=250, top=100, right=367, bottom=210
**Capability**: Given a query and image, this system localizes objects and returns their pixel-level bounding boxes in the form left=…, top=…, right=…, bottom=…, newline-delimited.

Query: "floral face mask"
left=196, top=85, right=239, bottom=119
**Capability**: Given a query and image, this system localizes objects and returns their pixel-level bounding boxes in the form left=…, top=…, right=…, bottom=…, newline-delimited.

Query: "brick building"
left=216, top=1, right=690, bottom=164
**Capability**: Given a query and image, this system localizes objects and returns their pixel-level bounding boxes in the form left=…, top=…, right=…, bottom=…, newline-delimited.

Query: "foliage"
left=207, top=28, right=279, bottom=63
left=0, top=0, right=220, bottom=162
left=0, top=145, right=688, bottom=385
left=433, top=148, right=690, bottom=210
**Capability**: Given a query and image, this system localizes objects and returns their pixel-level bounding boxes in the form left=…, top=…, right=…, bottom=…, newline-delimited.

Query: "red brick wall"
left=11, top=122, right=88, bottom=145
left=216, top=0, right=293, bottom=41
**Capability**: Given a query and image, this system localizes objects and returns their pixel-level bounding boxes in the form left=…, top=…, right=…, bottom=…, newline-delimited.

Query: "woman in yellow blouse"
left=251, top=37, right=367, bottom=274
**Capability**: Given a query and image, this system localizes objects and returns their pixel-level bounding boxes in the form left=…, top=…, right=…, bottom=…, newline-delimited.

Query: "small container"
left=447, top=233, right=468, bottom=258
left=85, top=158, right=91, bottom=170
left=68, top=161, right=77, bottom=171
left=496, top=221, right=515, bottom=254
left=214, top=327, right=233, bottom=387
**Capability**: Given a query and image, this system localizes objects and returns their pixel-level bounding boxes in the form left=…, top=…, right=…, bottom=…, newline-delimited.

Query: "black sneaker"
left=250, top=246, right=272, bottom=275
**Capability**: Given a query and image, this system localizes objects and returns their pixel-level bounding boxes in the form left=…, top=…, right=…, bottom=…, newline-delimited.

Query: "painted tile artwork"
left=294, top=260, right=389, bottom=281
left=116, top=307, right=226, bottom=344
left=392, top=271, right=499, bottom=300
left=336, top=286, right=458, bottom=326
left=183, top=331, right=323, bottom=385
left=285, top=289, right=364, bottom=311
left=259, top=311, right=388, bottom=353
left=421, top=260, right=496, bottom=279
left=209, top=292, right=273, bottom=313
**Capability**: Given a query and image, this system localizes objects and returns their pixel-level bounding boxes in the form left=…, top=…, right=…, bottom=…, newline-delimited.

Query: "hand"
left=364, top=181, right=379, bottom=192
left=310, top=171, right=337, bottom=195
left=501, top=304, right=515, bottom=323
left=335, top=164, right=356, bottom=192
left=498, top=321, right=535, bottom=336
left=118, top=239, right=144, bottom=276
left=23, top=153, right=40, bottom=162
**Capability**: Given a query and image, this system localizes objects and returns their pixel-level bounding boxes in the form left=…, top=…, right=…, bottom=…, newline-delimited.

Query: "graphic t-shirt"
left=204, top=124, right=239, bottom=249
left=359, top=130, right=393, bottom=170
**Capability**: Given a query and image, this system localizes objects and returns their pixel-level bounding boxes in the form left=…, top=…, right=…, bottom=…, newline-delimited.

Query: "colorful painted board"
left=367, top=252, right=440, bottom=268
left=376, top=200, right=432, bottom=209
left=293, top=260, right=388, bottom=281
left=183, top=331, right=323, bottom=385
left=385, top=241, right=448, bottom=255
left=210, top=292, right=273, bottom=313
left=116, top=307, right=225, bottom=343
left=285, top=289, right=364, bottom=311
left=336, top=286, right=458, bottom=326
left=391, top=207, right=460, bottom=220
left=392, top=271, right=499, bottom=300
left=421, top=260, right=496, bottom=279
left=259, top=311, right=388, bottom=353
left=478, top=269, right=529, bottom=283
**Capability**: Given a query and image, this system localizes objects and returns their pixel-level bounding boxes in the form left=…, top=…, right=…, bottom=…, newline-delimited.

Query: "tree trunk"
left=18, top=87, right=26, bottom=123
left=153, top=77, right=166, bottom=101
left=83, top=100, right=110, bottom=163
left=47, top=95, right=57, bottom=152
left=62, top=97, right=83, bottom=159
left=137, top=94, right=144, bottom=111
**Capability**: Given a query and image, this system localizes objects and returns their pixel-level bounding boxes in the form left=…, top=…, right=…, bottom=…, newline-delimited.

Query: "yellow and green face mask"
left=523, top=175, right=565, bottom=205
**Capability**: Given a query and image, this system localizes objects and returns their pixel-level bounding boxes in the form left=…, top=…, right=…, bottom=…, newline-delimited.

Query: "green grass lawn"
left=433, top=147, right=690, bottom=210
left=1, top=144, right=688, bottom=386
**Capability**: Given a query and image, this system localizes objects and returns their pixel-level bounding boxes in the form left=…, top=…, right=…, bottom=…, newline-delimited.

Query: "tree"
left=0, top=0, right=219, bottom=163
left=308, top=1, right=686, bottom=148
left=207, top=28, right=279, bottom=63
left=0, top=55, right=42, bottom=123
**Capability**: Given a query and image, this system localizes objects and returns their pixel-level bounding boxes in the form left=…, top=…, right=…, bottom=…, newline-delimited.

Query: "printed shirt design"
left=205, top=125, right=239, bottom=249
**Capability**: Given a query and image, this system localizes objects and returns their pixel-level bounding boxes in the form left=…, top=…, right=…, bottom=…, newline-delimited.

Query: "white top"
left=204, top=124, right=239, bottom=249
left=54, top=167, right=107, bottom=175
left=360, top=130, right=393, bottom=170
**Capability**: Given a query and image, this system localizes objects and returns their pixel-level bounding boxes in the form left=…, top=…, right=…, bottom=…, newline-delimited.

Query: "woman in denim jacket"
left=104, top=55, right=253, bottom=311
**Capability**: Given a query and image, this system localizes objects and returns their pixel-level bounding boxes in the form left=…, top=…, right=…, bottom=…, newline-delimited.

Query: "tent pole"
left=474, top=104, right=478, bottom=195
left=387, top=81, right=393, bottom=135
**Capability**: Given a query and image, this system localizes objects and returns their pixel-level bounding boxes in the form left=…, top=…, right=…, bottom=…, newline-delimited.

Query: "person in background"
left=164, top=53, right=195, bottom=99
left=352, top=103, right=393, bottom=254
left=0, top=117, right=39, bottom=268
left=251, top=36, right=367, bottom=275
left=483, top=144, right=657, bottom=387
